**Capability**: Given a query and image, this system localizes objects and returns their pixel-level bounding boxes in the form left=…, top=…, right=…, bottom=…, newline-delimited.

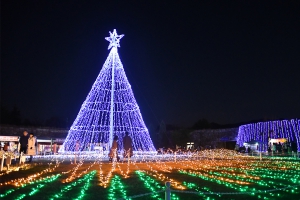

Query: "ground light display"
left=0, top=149, right=300, bottom=199
left=61, top=29, right=155, bottom=152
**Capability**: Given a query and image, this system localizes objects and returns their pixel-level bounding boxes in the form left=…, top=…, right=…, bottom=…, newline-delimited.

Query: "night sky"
left=1, top=1, right=300, bottom=128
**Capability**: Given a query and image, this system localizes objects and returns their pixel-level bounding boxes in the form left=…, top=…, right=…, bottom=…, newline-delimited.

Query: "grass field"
left=0, top=150, right=299, bottom=200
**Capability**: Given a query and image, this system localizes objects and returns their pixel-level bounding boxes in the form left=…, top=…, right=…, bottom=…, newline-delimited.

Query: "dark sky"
left=1, top=1, right=300, bottom=127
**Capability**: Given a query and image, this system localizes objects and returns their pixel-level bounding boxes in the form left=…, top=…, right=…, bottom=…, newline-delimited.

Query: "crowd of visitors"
left=235, top=141, right=298, bottom=155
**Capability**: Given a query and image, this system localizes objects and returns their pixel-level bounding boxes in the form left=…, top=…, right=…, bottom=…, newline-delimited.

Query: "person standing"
left=109, top=136, right=119, bottom=162
left=74, top=140, right=80, bottom=164
left=19, top=131, right=29, bottom=155
left=27, top=133, right=36, bottom=162
left=53, top=143, right=57, bottom=154
left=278, top=142, right=282, bottom=154
left=3, top=142, right=9, bottom=151
left=272, top=143, right=276, bottom=154
left=75, top=140, right=80, bottom=151
left=247, top=146, right=251, bottom=154
left=123, top=132, right=133, bottom=158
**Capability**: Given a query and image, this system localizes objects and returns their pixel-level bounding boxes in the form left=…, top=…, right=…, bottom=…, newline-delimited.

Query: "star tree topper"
left=105, top=29, right=124, bottom=50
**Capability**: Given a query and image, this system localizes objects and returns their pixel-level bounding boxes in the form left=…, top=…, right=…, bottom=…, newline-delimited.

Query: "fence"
left=116, top=181, right=300, bottom=200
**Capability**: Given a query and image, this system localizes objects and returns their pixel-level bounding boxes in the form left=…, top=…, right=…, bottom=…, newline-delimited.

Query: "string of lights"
left=1, top=162, right=61, bottom=187
left=63, top=160, right=96, bottom=183
left=135, top=170, right=165, bottom=200
left=50, top=170, right=96, bottom=199
left=73, top=170, right=96, bottom=200
left=98, top=158, right=117, bottom=188
left=237, top=119, right=300, bottom=151
left=61, top=29, right=155, bottom=153
left=107, top=175, right=128, bottom=200
left=116, top=161, right=130, bottom=178
left=1, top=174, right=61, bottom=199
left=1, top=150, right=300, bottom=199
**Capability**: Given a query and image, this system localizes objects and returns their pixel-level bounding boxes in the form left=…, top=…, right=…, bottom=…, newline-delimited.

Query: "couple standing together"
left=19, top=131, right=36, bottom=163
left=109, top=132, right=133, bottom=161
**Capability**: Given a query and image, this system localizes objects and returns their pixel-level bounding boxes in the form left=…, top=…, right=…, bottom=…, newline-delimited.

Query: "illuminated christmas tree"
left=61, top=29, right=155, bottom=152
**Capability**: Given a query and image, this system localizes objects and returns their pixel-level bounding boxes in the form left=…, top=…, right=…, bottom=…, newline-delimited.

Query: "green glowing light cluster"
left=179, top=168, right=299, bottom=199
left=0, top=174, right=61, bottom=198
left=183, top=182, right=218, bottom=199
left=108, top=175, right=128, bottom=199
left=136, top=171, right=179, bottom=200
left=50, top=170, right=96, bottom=199
left=136, top=170, right=164, bottom=199
left=1, top=154, right=300, bottom=200
left=214, top=161, right=300, bottom=187
left=74, top=170, right=96, bottom=200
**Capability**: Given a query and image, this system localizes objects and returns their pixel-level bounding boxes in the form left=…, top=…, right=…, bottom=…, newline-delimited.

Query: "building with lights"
left=237, top=119, right=300, bottom=152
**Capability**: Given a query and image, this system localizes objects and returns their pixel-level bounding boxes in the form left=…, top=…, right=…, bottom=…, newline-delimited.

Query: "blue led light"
left=61, top=29, right=155, bottom=152
left=237, top=119, right=300, bottom=151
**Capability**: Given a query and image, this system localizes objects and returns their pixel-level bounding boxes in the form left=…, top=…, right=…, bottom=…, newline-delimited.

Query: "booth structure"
left=0, top=135, right=111, bottom=155
left=36, top=138, right=65, bottom=155
left=0, top=136, right=65, bottom=155
left=0, top=136, right=19, bottom=152
left=243, top=140, right=268, bottom=152
left=186, top=142, right=194, bottom=150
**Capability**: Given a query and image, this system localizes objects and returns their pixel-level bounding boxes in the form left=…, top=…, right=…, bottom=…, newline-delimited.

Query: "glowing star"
left=105, top=29, right=124, bottom=50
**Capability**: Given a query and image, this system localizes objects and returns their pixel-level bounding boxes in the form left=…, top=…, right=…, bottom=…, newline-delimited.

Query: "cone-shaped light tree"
left=61, top=29, right=156, bottom=152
